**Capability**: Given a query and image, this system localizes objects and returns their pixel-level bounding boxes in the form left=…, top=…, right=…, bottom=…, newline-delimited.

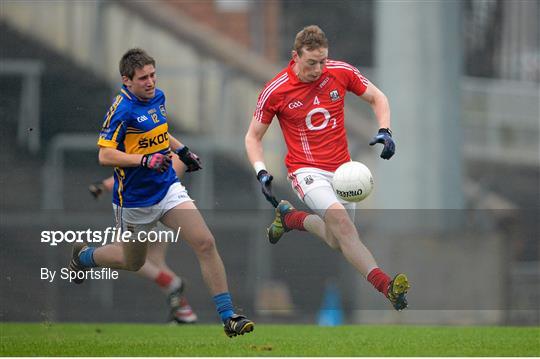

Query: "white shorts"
left=113, top=182, right=192, bottom=231
left=288, top=167, right=356, bottom=219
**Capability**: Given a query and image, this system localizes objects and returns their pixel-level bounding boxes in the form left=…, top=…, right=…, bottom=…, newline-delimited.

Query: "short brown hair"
left=119, top=48, right=155, bottom=79
left=293, top=25, right=328, bottom=56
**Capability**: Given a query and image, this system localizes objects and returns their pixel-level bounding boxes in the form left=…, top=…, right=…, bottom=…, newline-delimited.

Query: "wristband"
left=254, top=161, right=267, bottom=174
left=140, top=154, right=149, bottom=167
left=176, top=145, right=188, bottom=156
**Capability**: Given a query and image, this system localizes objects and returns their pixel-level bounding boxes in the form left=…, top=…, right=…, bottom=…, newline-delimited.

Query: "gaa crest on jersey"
left=329, top=90, right=340, bottom=101
left=137, top=115, right=149, bottom=123
left=288, top=100, right=303, bottom=109
left=304, top=175, right=314, bottom=185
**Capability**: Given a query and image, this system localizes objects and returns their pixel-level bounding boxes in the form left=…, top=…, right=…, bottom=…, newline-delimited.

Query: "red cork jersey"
left=254, top=59, right=369, bottom=173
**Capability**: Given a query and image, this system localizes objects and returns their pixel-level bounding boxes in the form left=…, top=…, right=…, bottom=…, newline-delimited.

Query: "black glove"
left=257, top=170, right=279, bottom=207
left=369, top=128, right=395, bottom=160
left=141, top=153, right=171, bottom=173
left=176, top=146, right=202, bottom=172
left=89, top=181, right=106, bottom=199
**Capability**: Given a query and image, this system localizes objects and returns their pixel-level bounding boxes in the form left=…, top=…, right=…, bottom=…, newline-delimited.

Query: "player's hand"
left=176, top=146, right=202, bottom=172
left=257, top=170, right=279, bottom=207
left=89, top=182, right=105, bottom=199
left=369, top=128, right=395, bottom=160
left=141, top=153, right=171, bottom=173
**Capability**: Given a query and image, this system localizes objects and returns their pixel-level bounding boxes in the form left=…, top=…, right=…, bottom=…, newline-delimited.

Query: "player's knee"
left=192, top=234, right=216, bottom=255
left=337, top=220, right=356, bottom=239
left=327, top=213, right=355, bottom=239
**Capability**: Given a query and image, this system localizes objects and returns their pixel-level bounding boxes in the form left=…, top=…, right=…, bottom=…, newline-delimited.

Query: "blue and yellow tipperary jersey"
left=97, top=86, right=178, bottom=207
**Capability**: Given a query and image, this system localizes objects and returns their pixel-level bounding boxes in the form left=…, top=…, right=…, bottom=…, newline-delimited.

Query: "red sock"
left=367, top=268, right=391, bottom=296
left=155, top=271, right=173, bottom=288
left=283, top=210, right=309, bottom=231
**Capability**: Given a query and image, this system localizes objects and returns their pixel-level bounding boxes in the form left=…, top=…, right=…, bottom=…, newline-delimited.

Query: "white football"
left=332, top=161, right=374, bottom=202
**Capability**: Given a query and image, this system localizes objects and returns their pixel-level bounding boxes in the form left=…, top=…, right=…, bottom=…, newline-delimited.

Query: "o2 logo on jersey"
left=138, top=131, right=169, bottom=149
left=305, top=107, right=337, bottom=131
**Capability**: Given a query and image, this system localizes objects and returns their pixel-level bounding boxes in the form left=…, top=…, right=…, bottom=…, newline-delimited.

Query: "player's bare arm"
left=361, top=82, right=395, bottom=160
left=360, top=82, right=391, bottom=130
left=168, top=134, right=183, bottom=152
left=245, top=117, right=278, bottom=207
left=245, top=117, right=271, bottom=166
left=98, top=146, right=143, bottom=167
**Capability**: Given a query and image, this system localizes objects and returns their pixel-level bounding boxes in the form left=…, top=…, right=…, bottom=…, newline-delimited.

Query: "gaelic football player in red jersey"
left=245, top=25, right=410, bottom=311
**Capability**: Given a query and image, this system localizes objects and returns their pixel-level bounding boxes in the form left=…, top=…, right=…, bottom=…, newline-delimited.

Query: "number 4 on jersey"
left=313, top=96, right=320, bottom=105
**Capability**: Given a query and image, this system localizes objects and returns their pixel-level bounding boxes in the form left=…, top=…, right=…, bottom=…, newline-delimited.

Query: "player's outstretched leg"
left=386, top=273, right=411, bottom=311
left=267, top=200, right=294, bottom=244
left=223, top=314, right=255, bottom=338
left=68, top=243, right=91, bottom=284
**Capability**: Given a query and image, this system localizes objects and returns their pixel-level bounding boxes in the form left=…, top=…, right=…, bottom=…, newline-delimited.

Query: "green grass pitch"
left=1, top=323, right=538, bottom=356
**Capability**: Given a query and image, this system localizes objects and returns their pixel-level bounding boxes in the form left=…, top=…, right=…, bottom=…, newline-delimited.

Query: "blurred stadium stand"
left=1, top=0, right=538, bottom=325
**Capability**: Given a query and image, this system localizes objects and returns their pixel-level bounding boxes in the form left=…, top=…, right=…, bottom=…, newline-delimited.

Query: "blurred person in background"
left=70, top=48, right=254, bottom=337
left=245, top=25, right=409, bottom=311
left=89, top=156, right=197, bottom=324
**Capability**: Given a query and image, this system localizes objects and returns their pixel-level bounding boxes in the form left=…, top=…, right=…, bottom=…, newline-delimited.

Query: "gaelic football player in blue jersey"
left=70, top=48, right=253, bottom=337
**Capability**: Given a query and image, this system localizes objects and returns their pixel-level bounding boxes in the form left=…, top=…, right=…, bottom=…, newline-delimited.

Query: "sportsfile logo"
left=138, top=131, right=168, bottom=149
left=40, top=227, right=181, bottom=246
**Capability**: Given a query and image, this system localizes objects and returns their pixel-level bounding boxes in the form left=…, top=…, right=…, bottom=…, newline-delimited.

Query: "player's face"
left=123, top=64, right=156, bottom=101
left=293, top=47, right=328, bottom=82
